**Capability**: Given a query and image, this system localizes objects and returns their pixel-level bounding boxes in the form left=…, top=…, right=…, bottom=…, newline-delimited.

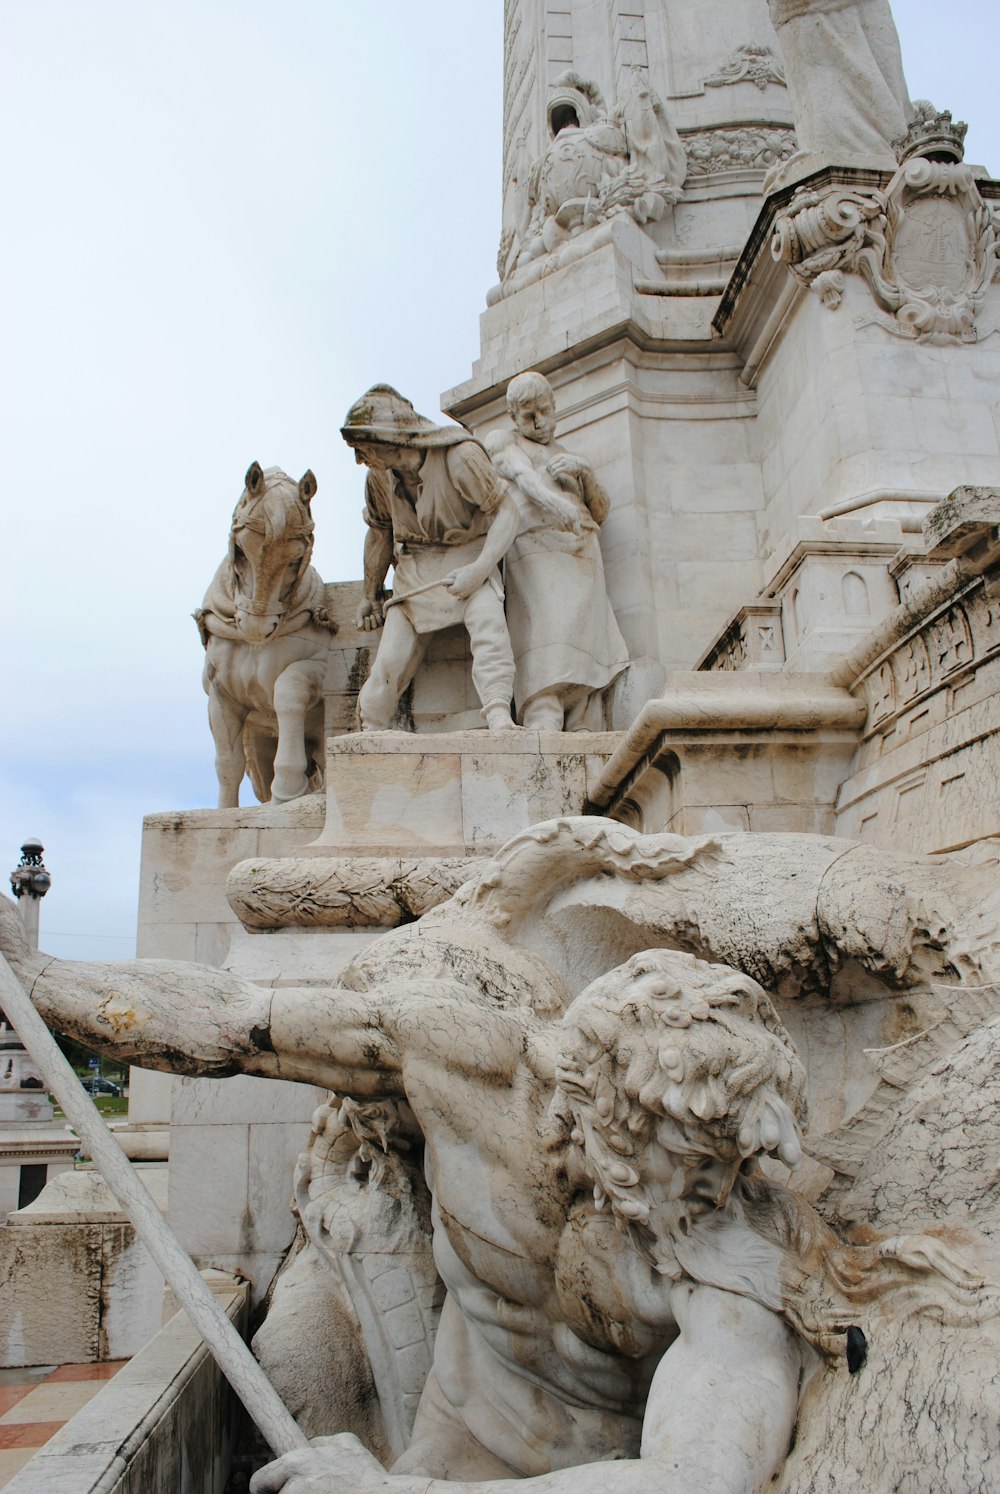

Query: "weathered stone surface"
left=6, top=815, right=1000, bottom=1490
left=767, top=0, right=912, bottom=182
left=317, top=729, right=619, bottom=855
left=0, top=1168, right=167, bottom=1367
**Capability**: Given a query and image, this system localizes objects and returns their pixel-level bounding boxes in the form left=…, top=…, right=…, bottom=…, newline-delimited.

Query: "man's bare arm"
left=485, top=433, right=580, bottom=530
left=445, top=491, right=522, bottom=600
left=1, top=896, right=403, bottom=1094
left=358, top=523, right=394, bottom=630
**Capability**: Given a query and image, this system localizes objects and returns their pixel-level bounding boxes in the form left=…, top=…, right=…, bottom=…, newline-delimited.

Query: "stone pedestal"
left=315, top=730, right=619, bottom=855
left=0, top=1021, right=79, bottom=1221
left=0, top=1168, right=167, bottom=1367
left=0, top=1126, right=78, bottom=1225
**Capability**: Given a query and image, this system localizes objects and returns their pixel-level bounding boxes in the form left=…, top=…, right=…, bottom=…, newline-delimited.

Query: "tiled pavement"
left=0, top=1363, right=125, bottom=1487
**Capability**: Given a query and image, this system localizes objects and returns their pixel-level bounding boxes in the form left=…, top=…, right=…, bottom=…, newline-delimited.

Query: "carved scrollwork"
left=771, top=185, right=888, bottom=283
left=772, top=160, right=999, bottom=341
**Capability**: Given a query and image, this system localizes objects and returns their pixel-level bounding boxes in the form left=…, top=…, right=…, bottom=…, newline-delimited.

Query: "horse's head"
left=229, top=462, right=317, bottom=642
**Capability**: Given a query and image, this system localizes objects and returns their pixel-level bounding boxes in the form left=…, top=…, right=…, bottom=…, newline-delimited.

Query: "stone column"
left=452, top=0, right=797, bottom=673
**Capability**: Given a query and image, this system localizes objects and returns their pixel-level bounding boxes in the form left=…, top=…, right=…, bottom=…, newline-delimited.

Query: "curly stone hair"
left=554, top=948, right=996, bottom=1357
left=553, top=950, right=806, bottom=1225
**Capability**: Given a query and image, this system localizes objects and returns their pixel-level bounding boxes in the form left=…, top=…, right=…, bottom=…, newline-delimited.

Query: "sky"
left=1, top=0, right=997, bottom=963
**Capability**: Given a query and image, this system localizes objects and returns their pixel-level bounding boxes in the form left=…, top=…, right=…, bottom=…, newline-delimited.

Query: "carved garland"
left=683, top=126, right=796, bottom=179
left=226, top=855, right=488, bottom=931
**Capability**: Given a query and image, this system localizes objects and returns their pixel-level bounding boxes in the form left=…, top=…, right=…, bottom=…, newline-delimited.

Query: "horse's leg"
left=271, top=661, right=324, bottom=802
left=208, top=687, right=248, bottom=808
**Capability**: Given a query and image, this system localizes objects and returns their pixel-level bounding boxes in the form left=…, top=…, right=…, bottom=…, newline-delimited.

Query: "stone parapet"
left=833, top=492, right=1000, bottom=853
left=586, top=671, right=863, bottom=836
left=2, top=1272, right=246, bottom=1494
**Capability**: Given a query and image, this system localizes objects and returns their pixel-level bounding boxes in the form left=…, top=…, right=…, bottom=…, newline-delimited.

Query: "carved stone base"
left=314, top=729, right=621, bottom=857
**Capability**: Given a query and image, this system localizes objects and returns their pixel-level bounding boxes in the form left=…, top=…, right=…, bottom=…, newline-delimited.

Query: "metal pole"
left=0, top=952, right=308, bottom=1460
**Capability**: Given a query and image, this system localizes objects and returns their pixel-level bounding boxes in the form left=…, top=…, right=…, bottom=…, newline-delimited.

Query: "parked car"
left=80, top=1076, right=122, bottom=1096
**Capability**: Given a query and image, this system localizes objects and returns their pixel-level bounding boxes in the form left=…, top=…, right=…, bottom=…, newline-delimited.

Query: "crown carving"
left=894, top=101, right=968, bottom=164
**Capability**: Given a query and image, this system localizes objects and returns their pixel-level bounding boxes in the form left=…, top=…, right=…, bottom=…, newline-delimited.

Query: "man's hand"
left=249, top=1432, right=430, bottom=1493
left=355, top=597, right=385, bottom=632
left=444, top=565, right=489, bottom=601
left=547, top=453, right=590, bottom=487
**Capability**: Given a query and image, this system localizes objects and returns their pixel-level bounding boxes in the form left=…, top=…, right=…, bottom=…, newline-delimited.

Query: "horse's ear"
left=245, top=461, right=264, bottom=493
left=299, top=470, right=317, bottom=502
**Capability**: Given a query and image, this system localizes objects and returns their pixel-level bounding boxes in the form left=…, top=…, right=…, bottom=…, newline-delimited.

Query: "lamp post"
left=10, top=837, right=51, bottom=952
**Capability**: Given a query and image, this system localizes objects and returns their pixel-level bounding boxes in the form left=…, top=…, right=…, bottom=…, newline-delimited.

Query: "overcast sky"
left=1, top=1, right=996, bottom=962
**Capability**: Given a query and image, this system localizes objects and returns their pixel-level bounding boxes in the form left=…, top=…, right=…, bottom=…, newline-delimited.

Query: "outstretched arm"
left=250, top=1284, right=802, bottom=1493
left=0, top=895, right=403, bottom=1095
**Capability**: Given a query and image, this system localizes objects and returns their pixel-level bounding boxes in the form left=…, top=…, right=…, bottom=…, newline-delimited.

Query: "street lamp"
left=10, top=838, right=51, bottom=952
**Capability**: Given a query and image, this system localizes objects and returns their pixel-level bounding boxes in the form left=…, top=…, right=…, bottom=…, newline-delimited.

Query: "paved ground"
left=0, top=1361, right=125, bottom=1486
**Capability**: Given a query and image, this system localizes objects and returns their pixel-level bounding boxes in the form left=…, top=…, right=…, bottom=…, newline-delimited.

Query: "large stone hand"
left=444, top=564, right=489, bottom=601
left=355, top=596, right=385, bottom=631
left=249, top=1433, right=428, bottom=1493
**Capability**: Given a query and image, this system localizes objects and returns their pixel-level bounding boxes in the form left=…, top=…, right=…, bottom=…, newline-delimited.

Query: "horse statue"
left=195, top=461, right=338, bottom=808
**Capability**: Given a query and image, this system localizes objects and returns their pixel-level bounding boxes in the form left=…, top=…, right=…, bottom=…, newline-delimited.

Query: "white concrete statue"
left=196, top=462, right=338, bottom=807
left=5, top=818, right=1000, bottom=1493
left=510, top=70, right=686, bottom=275
left=486, top=372, right=630, bottom=729
left=341, top=386, right=520, bottom=732
left=767, top=0, right=913, bottom=175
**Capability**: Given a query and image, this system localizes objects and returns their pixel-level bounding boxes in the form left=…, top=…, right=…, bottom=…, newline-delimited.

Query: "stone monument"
left=5, top=816, right=1000, bottom=1489
left=5, top=2, right=1000, bottom=1491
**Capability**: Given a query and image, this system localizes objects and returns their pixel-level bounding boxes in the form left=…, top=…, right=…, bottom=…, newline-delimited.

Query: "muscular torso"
left=395, top=1002, right=676, bottom=1474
